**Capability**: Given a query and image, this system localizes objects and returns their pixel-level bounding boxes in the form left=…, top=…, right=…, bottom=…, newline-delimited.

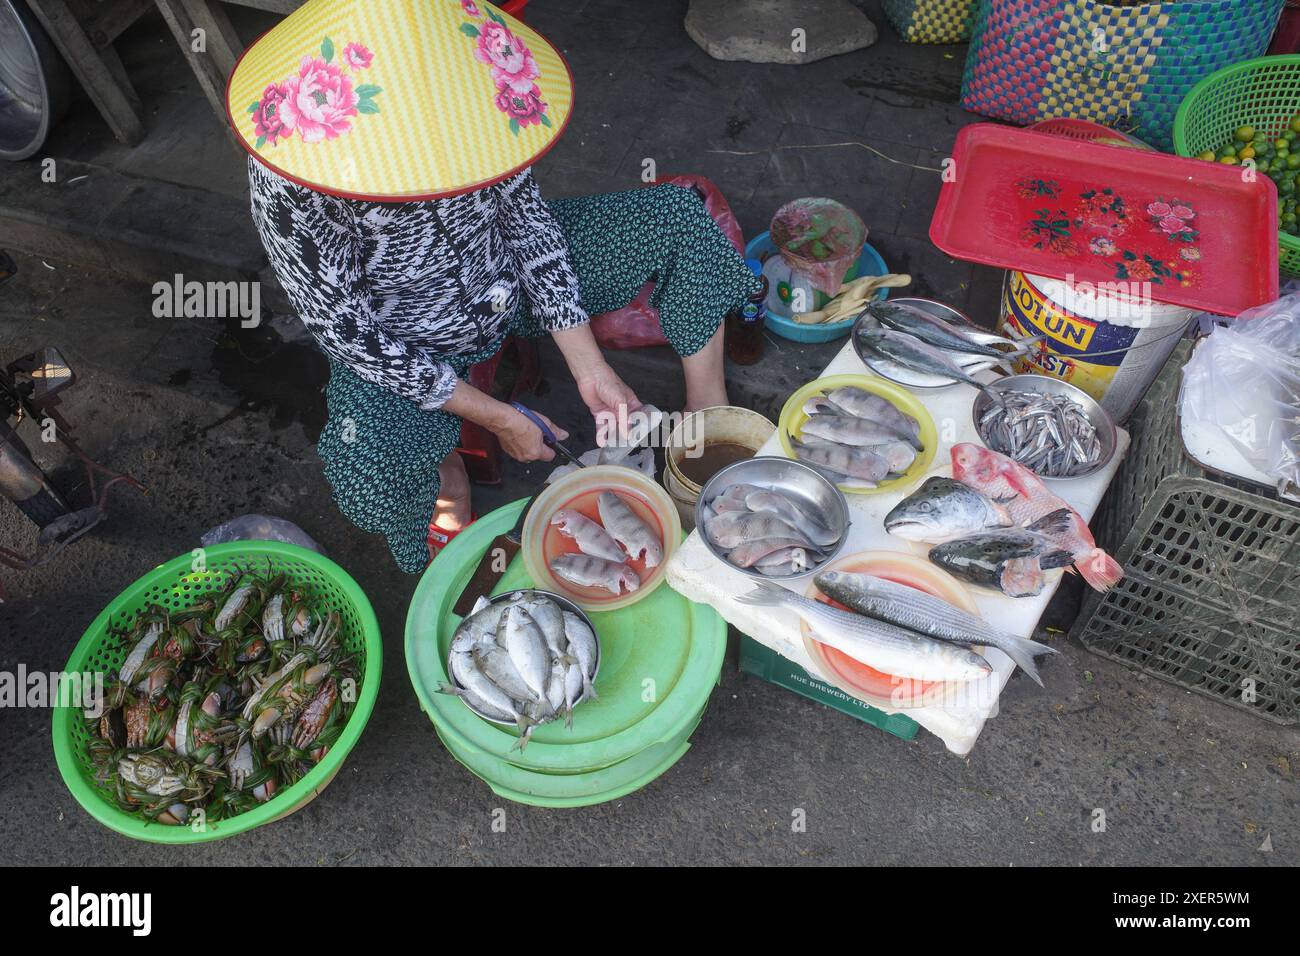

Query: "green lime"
left=1236, top=125, right=1256, bottom=142
left=1197, top=150, right=1217, bottom=162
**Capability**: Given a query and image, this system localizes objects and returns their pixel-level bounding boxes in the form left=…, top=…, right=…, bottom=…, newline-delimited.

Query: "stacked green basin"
left=405, top=500, right=726, bottom=807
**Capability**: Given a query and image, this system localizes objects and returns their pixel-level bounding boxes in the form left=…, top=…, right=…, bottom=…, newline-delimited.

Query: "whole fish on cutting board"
left=737, top=583, right=992, bottom=682
left=950, top=442, right=1124, bottom=591
left=884, top=476, right=1013, bottom=542
left=814, top=571, right=1058, bottom=685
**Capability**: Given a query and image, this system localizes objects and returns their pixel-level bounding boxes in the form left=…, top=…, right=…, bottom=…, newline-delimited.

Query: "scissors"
left=510, top=402, right=584, bottom=468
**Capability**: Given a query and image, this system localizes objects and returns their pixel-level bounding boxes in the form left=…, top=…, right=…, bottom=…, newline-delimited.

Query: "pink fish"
left=950, top=442, right=1123, bottom=592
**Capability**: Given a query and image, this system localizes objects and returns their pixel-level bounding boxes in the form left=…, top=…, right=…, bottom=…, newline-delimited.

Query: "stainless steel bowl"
left=448, top=589, right=599, bottom=726
left=852, top=297, right=988, bottom=389
left=971, top=374, right=1118, bottom=481
left=694, top=456, right=851, bottom=580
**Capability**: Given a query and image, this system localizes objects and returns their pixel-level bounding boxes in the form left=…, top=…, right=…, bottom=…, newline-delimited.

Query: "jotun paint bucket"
left=998, top=270, right=1196, bottom=423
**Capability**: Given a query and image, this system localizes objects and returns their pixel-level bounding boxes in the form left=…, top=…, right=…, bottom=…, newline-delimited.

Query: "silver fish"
left=450, top=597, right=508, bottom=654
left=736, top=583, right=992, bottom=682
left=551, top=553, right=640, bottom=595
left=856, top=327, right=990, bottom=391
left=551, top=509, right=627, bottom=562
left=471, top=643, right=538, bottom=702
left=980, top=391, right=1102, bottom=478
left=597, top=491, right=663, bottom=566
left=704, top=510, right=809, bottom=550
left=561, top=611, right=599, bottom=701
left=814, top=571, right=1058, bottom=686
left=545, top=657, right=567, bottom=715
left=503, top=605, right=552, bottom=701
left=864, top=301, right=1006, bottom=358
left=821, top=386, right=922, bottom=446
left=518, top=596, right=567, bottom=660
left=884, top=476, right=1013, bottom=542
left=563, top=660, right=584, bottom=727
left=801, top=413, right=914, bottom=448
left=790, top=438, right=890, bottom=482
left=727, top=536, right=820, bottom=569
left=445, top=649, right=525, bottom=724
left=743, top=489, right=840, bottom=547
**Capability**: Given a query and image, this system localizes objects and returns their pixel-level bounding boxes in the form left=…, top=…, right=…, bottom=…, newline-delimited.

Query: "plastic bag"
left=769, top=197, right=866, bottom=299
left=201, top=514, right=324, bottom=554
left=589, top=175, right=746, bottom=350
left=1181, top=294, right=1300, bottom=500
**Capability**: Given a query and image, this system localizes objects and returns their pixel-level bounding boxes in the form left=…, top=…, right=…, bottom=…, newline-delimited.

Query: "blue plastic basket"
left=744, top=231, right=891, bottom=344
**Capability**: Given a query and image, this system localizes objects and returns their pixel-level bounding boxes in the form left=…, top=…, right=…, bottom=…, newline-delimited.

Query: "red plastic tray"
left=930, top=124, right=1279, bottom=316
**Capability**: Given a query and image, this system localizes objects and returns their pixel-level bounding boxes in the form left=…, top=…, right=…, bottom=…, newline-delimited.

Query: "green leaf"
left=247, top=101, right=259, bottom=114
left=460, top=23, right=480, bottom=37
left=355, top=85, right=383, bottom=98
left=357, top=98, right=380, bottom=114
left=255, top=135, right=267, bottom=148
left=322, top=36, right=335, bottom=62
left=509, top=117, right=521, bottom=136
left=539, top=113, right=552, bottom=128
left=488, top=11, right=506, bottom=25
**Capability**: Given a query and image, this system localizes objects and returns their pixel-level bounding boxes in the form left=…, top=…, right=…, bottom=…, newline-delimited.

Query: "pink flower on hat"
left=476, top=21, right=538, bottom=88
left=281, top=56, right=359, bottom=143
left=252, top=81, right=292, bottom=145
left=343, top=42, right=373, bottom=70
left=495, top=82, right=548, bottom=127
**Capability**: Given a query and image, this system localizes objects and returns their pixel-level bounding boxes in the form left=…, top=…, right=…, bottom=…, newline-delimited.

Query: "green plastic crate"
left=1073, top=341, right=1300, bottom=725
left=1174, top=54, right=1300, bottom=276
left=738, top=636, right=919, bottom=740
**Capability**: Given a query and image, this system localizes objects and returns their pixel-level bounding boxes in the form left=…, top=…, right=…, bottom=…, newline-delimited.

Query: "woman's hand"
left=497, top=406, right=568, bottom=463
left=577, top=364, right=643, bottom=446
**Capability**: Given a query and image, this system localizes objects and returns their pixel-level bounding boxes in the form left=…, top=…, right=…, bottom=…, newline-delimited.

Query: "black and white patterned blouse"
left=248, top=158, right=588, bottom=410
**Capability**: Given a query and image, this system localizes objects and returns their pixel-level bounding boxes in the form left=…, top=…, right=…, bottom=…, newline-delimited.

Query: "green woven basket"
left=52, top=541, right=382, bottom=844
left=1174, top=54, right=1300, bottom=277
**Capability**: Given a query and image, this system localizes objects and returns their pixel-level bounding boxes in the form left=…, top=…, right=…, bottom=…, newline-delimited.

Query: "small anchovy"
left=980, top=390, right=1102, bottom=477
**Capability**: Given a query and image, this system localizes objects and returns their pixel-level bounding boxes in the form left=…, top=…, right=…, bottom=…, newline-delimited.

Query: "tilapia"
left=813, top=571, right=1058, bottom=686
left=703, top=510, right=808, bottom=550
left=597, top=491, right=663, bottom=567
left=951, top=442, right=1124, bottom=591
left=551, top=553, right=641, bottom=595
left=856, top=327, right=990, bottom=391
left=927, top=529, right=1075, bottom=597
left=822, top=386, right=922, bottom=446
left=551, top=509, right=626, bottom=562
left=502, top=605, right=552, bottom=702
left=790, top=437, right=890, bottom=483
left=884, top=476, right=1013, bottom=542
left=737, top=583, right=992, bottom=682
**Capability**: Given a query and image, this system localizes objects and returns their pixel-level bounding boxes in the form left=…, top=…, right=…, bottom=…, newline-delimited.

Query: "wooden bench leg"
left=26, top=0, right=146, bottom=145
left=154, top=0, right=244, bottom=126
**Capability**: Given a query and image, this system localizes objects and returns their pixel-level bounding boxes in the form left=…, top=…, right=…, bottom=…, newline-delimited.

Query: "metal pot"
left=0, top=0, right=73, bottom=161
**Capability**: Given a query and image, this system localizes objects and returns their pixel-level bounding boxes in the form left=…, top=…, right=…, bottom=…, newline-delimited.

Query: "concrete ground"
left=0, top=1, right=1296, bottom=865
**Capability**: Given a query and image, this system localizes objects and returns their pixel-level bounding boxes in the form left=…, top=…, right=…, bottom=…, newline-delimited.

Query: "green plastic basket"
left=52, top=541, right=382, bottom=844
left=1174, top=54, right=1300, bottom=276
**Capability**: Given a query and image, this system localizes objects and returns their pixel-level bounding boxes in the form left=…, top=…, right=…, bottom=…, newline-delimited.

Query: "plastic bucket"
left=665, top=405, right=776, bottom=498
left=998, top=270, right=1195, bottom=423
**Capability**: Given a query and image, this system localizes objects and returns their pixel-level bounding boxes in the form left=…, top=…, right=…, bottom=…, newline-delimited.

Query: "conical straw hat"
left=225, top=0, right=573, bottom=200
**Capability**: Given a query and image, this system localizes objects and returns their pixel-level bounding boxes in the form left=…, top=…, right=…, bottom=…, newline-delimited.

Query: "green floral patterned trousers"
left=316, top=183, right=761, bottom=572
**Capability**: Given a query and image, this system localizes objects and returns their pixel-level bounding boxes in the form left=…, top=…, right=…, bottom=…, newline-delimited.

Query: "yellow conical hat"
left=226, top=0, right=573, bottom=200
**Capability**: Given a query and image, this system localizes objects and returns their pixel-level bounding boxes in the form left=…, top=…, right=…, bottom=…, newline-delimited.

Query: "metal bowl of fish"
left=696, top=456, right=850, bottom=580
left=972, top=375, right=1117, bottom=481
left=446, top=589, right=599, bottom=739
left=852, top=298, right=1038, bottom=390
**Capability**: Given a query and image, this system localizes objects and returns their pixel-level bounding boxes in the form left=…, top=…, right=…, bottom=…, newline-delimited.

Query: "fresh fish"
left=790, top=438, right=890, bottom=483
left=856, top=327, right=990, bottom=391
left=471, top=643, right=538, bottom=702
left=884, top=476, right=1013, bottom=542
left=728, top=537, right=821, bottom=569
left=813, top=571, right=1058, bottom=686
left=502, top=605, right=552, bottom=702
left=754, top=546, right=817, bottom=575
left=597, top=491, right=663, bottom=566
left=551, top=553, right=641, bottom=595
left=563, top=660, right=584, bottom=727
left=979, top=391, right=1102, bottom=478
left=443, top=649, right=528, bottom=729
left=545, top=657, right=567, bottom=715
left=864, top=301, right=1006, bottom=358
left=927, top=529, right=1075, bottom=597
left=736, top=583, right=992, bottom=682
left=822, top=386, right=922, bottom=446
left=801, top=413, right=913, bottom=448
left=743, top=489, right=840, bottom=547
left=951, top=442, right=1124, bottom=591
left=551, top=509, right=627, bottom=562
left=703, top=510, right=808, bottom=550
left=873, top=440, right=917, bottom=475
left=449, top=597, right=508, bottom=654
left=561, top=611, right=599, bottom=701
left=518, top=596, right=567, bottom=661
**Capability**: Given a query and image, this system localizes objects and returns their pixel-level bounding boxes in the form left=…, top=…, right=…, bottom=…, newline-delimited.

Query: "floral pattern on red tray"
left=1013, top=179, right=1200, bottom=288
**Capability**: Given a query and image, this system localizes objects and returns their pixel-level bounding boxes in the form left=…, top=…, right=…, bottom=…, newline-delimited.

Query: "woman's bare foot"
left=431, top=451, right=472, bottom=542
left=682, top=324, right=729, bottom=412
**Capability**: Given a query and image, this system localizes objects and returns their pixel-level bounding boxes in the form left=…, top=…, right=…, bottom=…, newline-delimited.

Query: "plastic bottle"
left=726, top=258, right=769, bottom=366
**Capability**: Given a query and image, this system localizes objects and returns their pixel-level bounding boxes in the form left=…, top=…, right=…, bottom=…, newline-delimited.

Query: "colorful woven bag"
left=882, top=0, right=979, bottom=43
left=959, top=0, right=1285, bottom=151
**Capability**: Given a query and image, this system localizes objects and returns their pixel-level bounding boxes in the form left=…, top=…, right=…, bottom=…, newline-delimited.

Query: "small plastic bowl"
left=521, top=465, right=681, bottom=611
left=448, top=589, right=599, bottom=726
left=777, top=373, right=938, bottom=495
left=972, top=374, right=1117, bottom=481
left=695, top=456, right=850, bottom=580
left=744, top=231, right=892, bottom=344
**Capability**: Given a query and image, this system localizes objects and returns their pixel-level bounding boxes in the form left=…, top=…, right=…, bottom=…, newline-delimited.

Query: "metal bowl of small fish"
left=852, top=298, right=1038, bottom=389
left=972, top=375, right=1117, bottom=481
left=696, top=456, right=850, bottom=580
left=446, top=589, right=599, bottom=738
